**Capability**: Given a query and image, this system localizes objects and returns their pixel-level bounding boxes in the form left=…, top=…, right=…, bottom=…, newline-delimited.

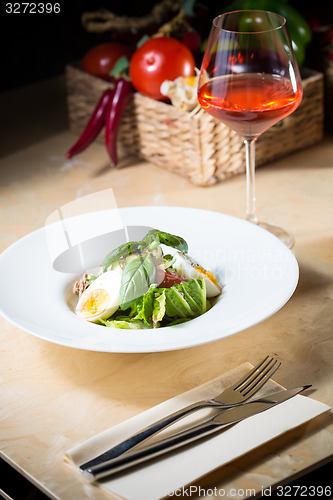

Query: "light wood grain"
left=0, top=77, right=332, bottom=500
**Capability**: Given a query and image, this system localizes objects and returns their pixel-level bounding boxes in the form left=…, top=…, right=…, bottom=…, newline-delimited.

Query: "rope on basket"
left=81, top=0, right=182, bottom=34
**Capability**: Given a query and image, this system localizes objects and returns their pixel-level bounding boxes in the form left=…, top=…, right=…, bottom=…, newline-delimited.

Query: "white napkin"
left=65, top=363, right=329, bottom=500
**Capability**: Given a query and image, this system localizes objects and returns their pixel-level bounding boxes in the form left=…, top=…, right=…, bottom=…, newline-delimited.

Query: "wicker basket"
left=66, top=64, right=324, bottom=186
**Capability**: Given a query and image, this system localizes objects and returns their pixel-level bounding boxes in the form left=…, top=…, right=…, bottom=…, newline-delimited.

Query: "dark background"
left=0, top=0, right=331, bottom=92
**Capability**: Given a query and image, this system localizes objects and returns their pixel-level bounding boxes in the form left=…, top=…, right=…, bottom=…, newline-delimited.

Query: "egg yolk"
left=79, top=289, right=109, bottom=319
left=194, top=265, right=221, bottom=291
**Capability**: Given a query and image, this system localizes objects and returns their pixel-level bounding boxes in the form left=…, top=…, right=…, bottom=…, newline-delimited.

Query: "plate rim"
left=0, top=206, right=299, bottom=352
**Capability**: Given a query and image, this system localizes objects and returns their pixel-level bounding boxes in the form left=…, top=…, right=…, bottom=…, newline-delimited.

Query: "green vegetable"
left=163, top=279, right=207, bottom=318
left=102, top=241, right=142, bottom=272
left=86, top=275, right=97, bottom=285
left=103, top=229, right=188, bottom=272
left=100, top=278, right=208, bottom=329
left=103, top=228, right=189, bottom=311
left=221, top=0, right=311, bottom=65
left=162, top=254, right=176, bottom=269
left=97, top=229, right=213, bottom=329
left=99, top=318, right=148, bottom=329
left=120, top=253, right=156, bottom=310
left=152, top=291, right=167, bottom=327
left=141, top=229, right=188, bottom=253
left=129, top=285, right=156, bottom=326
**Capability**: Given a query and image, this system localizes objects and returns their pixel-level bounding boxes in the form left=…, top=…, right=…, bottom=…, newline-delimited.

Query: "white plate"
left=0, top=206, right=298, bottom=352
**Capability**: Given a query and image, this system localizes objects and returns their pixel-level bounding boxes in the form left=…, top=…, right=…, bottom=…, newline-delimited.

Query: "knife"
left=80, top=385, right=310, bottom=481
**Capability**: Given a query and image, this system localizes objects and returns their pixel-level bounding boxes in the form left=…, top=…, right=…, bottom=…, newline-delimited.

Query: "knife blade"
left=80, top=385, right=310, bottom=482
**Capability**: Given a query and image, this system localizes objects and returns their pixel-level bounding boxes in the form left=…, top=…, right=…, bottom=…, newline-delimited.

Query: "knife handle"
left=81, top=417, right=223, bottom=482
left=80, top=400, right=213, bottom=471
left=79, top=386, right=309, bottom=482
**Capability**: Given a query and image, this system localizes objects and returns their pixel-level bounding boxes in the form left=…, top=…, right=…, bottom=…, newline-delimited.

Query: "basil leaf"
left=103, top=229, right=188, bottom=273
left=120, top=253, right=156, bottom=309
left=142, top=229, right=188, bottom=253
left=102, top=241, right=141, bottom=272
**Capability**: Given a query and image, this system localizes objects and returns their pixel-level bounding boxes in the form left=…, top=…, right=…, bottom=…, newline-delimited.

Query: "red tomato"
left=159, top=270, right=187, bottom=288
left=129, top=37, right=195, bottom=101
left=81, top=43, right=132, bottom=79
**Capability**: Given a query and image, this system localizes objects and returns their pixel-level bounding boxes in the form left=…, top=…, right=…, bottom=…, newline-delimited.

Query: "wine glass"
left=197, top=10, right=303, bottom=248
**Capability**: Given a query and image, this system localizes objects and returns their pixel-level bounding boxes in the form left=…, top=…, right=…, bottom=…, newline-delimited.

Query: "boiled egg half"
left=75, top=270, right=122, bottom=322
left=172, top=252, right=221, bottom=298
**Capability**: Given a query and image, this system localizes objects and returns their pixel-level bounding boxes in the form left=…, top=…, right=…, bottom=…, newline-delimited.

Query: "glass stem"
left=245, top=138, right=258, bottom=225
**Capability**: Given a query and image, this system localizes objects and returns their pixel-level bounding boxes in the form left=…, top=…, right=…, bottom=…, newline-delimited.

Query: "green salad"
left=73, top=229, right=221, bottom=329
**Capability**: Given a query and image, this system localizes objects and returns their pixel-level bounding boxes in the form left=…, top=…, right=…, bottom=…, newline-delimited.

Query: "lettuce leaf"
left=163, top=279, right=207, bottom=318
left=99, top=317, right=148, bottom=329
left=130, top=286, right=155, bottom=326
left=152, top=289, right=167, bottom=328
left=99, top=279, right=208, bottom=330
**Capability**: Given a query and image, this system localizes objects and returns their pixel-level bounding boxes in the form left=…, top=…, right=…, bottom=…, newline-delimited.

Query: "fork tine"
left=242, top=358, right=281, bottom=397
left=239, top=356, right=278, bottom=392
left=231, top=355, right=270, bottom=391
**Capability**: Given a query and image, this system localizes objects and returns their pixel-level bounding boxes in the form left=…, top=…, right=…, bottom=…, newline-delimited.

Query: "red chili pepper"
left=65, top=88, right=114, bottom=159
left=104, top=77, right=132, bottom=167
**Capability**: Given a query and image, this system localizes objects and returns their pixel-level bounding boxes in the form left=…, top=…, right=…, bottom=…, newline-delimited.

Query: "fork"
left=80, top=355, right=281, bottom=471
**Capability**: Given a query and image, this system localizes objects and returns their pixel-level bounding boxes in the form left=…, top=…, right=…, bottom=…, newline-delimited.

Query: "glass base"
left=257, top=221, right=294, bottom=249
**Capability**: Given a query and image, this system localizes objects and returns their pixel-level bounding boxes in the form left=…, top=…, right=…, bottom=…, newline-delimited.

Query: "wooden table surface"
left=0, top=77, right=333, bottom=499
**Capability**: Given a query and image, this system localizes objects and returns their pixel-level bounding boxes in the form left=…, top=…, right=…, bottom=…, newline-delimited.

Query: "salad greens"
left=78, top=229, right=217, bottom=329
left=120, top=252, right=156, bottom=310
left=103, top=229, right=190, bottom=313
left=99, top=279, right=208, bottom=329
left=102, top=229, right=188, bottom=272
